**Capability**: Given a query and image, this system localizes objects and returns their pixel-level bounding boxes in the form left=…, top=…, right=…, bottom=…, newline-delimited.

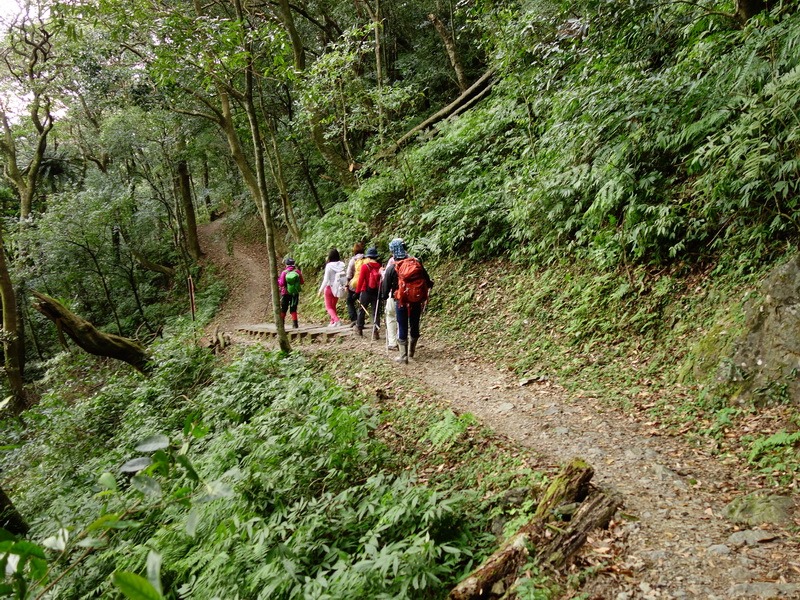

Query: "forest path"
left=197, top=222, right=799, bottom=600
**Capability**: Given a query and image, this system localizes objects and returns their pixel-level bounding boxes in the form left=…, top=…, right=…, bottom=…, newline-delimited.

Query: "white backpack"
left=331, top=266, right=348, bottom=299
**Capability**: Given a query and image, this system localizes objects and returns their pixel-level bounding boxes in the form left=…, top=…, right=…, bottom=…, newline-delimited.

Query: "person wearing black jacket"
left=380, top=238, right=433, bottom=364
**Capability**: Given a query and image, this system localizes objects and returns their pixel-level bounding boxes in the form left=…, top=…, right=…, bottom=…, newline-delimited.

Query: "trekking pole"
left=372, top=297, right=381, bottom=340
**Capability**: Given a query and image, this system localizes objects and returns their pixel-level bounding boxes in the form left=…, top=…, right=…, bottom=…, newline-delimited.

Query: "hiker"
left=355, top=247, right=382, bottom=339
left=380, top=239, right=433, bottom=363
left=381, top=239, right=402, bottom=351
left=318, top=248, right=346, bottom=326
left=278, top=257, right=304, bottom=328
left=345, top=242, right=365, bottom=327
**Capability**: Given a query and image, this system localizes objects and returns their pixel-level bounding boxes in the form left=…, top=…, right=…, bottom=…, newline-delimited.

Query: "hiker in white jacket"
left=318, top=248, right=346, bottom=326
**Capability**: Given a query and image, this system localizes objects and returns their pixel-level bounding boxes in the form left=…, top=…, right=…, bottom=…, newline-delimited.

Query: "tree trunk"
left=296, top=147, right=325, bottom=216
left=736, top=0, right=768, bottom=22
left=448, top=458, right=621, bottom=600
left=0, top=221, right=27, bottom=415
left=176, top=156, right=203, bottom=260
left=378, top=69, right=495, bottom=158
left=428, top=13, right=468, bottom=92
left=31, top=291, right=152, bottom=374
left=0, top=486, right=29, bottom=536
left=241, top=55, right=292, bottom=353
left=265, top=118, right=301, bottom=241
left=202, top=157, right=213, bottom=217
left=276, top=0, right=305, bottom=70
left=74, top=241, right=123, bottom=336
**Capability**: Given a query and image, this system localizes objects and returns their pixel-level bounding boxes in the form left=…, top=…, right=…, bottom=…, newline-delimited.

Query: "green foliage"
left=748, top=430, right=800, bottom=464
left=2, top=335, right=484, bottom=599
left=333, top=1, right=800, bottom=271
left=424, top=411, right=479, bottom=451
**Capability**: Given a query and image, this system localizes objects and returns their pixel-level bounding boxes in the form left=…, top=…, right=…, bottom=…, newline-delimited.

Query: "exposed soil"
left=197, top=222, right=800, bottom=600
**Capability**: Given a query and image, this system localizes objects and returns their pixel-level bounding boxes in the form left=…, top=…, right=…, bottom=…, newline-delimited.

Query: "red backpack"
left=365, top=262, right=382, bottom=290
left=395, top=258, right=428, bottom=306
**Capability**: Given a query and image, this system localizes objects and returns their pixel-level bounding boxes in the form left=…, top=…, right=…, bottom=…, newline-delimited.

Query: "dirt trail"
left=198, top=222, right=800, bottom=600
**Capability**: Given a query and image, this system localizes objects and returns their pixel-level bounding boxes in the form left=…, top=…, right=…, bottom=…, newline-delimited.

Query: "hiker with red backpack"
left=355, top=247, right=382, bottom=339
left=380, top=238, right=433, bottom=363
left=278, top=257, right=304, bottom=329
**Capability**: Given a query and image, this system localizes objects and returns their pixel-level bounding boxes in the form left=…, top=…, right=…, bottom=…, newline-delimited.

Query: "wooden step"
left=237, top=322, right=355, bottom=344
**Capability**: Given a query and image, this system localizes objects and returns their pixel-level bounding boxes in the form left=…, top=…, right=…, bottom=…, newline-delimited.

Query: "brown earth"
left=197, top=221, right=800, bottom=600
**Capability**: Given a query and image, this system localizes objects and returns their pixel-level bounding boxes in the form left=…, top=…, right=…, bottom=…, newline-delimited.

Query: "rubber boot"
left=409, top=337, right=418, bottom=358
left=395, top=340, right=408, bottom=364
left=292, top=319, right=299, bottom=329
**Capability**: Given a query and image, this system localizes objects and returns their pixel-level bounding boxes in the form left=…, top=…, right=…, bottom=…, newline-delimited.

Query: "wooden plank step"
left=237, top=323, right=354, bottom=344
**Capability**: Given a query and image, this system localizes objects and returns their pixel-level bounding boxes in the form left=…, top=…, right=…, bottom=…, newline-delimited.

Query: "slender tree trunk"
left=428, top=13, right=468, bottom=92
left=296, top=147, right=325, bottom=216
left=201, top=0, right=290, bottom=352
left=264, top=118, right=301, bottom=241
left=22, top=299, right=43, bottom=360
left=78, top=242, right=124, bottom=336
left=0, top=486, right=29, bottom=536
left=176, top=156, right=203, bottom=260
left=202, top=157, right=213, bottom=217
left=241, top=56, right=291, bottom=352
left=361, top=0, right=384, bottom=140
left=0, top=222, right=27, bottom=415
left=276, top=0, right=306, bottom=70
left=123, top=257, right=155, bottom=334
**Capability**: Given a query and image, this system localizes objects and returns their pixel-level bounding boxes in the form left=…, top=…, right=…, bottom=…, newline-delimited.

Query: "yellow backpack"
left=348, top=257, right=369, bottom=291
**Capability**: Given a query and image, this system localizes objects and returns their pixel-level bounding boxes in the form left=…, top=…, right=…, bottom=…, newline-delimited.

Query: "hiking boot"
left=356, top=327, right=363, bottom=337
left=409, top=337, right=418, bottom=358
left=292, top=320, right=299, bottom=329
left=372, top=329, right=380, bottom=341
left=395, top=340, right=408, bottom=364
left=387, top=344, right=398, bottom=351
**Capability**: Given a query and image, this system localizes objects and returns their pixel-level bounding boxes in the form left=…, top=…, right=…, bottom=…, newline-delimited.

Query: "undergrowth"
left=1, top=335, right=500, bottom=599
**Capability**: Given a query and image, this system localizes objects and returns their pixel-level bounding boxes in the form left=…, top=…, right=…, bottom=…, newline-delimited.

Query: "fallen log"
left=449, top=458, right=621, bottom=600
left=31, top=291, right=152, bottom=375
left=377, top=68, right=496, bottom=159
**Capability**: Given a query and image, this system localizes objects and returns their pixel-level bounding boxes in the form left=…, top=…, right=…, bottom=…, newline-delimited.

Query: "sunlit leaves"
left=111, top=571, right=163, bottom=600
left=135, top=435, right=170, bottom=453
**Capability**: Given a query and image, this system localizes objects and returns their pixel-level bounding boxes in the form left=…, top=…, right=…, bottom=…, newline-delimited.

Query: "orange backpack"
left=395, top=258, right=428, bottom=306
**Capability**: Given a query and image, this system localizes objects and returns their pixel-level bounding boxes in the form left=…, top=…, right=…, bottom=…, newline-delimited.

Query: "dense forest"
left=1, top=0, right=799, bottom=597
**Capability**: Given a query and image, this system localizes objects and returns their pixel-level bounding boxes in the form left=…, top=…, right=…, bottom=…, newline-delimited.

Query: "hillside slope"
left=199, top=223, right=800, bottom=599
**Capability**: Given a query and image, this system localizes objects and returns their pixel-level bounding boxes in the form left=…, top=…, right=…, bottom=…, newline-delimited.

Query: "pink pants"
left=324, top=286, right=340, bottom=323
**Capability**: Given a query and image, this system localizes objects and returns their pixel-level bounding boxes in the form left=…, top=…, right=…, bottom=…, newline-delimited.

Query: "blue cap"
left=389, top=238, right=407, bottom=260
